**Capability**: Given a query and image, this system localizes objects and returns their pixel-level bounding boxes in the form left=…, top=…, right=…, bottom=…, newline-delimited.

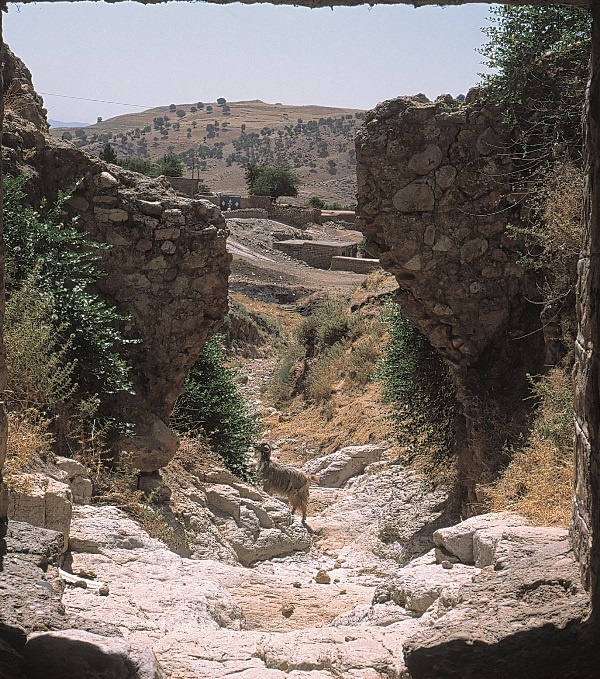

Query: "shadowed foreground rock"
left=25, top=630, right=164, bottom=679
left=401, top=515, right=592, bottom=678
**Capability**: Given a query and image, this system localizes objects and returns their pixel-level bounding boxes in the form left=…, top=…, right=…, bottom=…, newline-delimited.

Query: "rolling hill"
left=51, top=99, right=366, bottom=206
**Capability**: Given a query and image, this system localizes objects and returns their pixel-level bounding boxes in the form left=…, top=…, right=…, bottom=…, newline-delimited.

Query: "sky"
left=4, top=1, right=493, bottom=125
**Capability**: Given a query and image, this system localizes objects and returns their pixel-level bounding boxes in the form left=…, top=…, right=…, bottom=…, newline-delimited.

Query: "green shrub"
left=5, top=271, right=77, bottom=414
left=377, top=302, right=457, bottom=480
left=308, top=196, right=326, bottom=209
left=268, top=301, right=379, bottom=407
left=480, top=5, right=590, bottom=163
left=3, top=173, right=133, bottom=404
left=296, top=302, right=358, bottom=355
left=171, top=335, right=258, bottom=481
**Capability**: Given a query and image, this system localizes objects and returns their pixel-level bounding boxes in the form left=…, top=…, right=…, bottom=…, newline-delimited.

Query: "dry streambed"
left=34, top=443, right=586, bottom=678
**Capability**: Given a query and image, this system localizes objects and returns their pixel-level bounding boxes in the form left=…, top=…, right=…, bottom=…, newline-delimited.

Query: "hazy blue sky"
left=5, top=1, right=493, bottom=124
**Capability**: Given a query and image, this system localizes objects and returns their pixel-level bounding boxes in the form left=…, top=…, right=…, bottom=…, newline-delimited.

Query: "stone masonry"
left=274, top=239, right=357, bottom=269
left=330, top=256, right=381, bottom=274
left=356, top=93, right=545, bottom=510
left=1, top=47, right=231, bottom=473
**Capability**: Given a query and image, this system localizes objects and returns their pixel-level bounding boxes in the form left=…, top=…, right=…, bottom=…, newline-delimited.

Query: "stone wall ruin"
left=356, top=93, right=546, bottom=509
left=1, top=47, right=231, bottom=473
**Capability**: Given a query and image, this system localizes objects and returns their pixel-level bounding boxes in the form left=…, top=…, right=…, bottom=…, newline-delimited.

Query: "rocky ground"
left=1, top=437, right=593, bottom=678
left=227, top=217, right=365, bottom=304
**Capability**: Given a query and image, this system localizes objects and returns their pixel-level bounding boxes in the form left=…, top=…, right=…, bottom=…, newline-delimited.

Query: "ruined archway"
left=1, top=0, right=599, bottom=630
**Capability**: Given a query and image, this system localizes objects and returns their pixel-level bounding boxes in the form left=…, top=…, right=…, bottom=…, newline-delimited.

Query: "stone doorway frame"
left=0, top=0, right=598, bottom=624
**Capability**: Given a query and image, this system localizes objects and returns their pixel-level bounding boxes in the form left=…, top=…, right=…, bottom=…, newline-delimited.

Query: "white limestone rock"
left=205, top=481, right=311, bottom=565
left=303, top=445, right=385, bottom=488
left=55, top=456, right=93, bottom=505
left=7, top=473, right=72, bottom=551
left=374, top=559, right=476, bottom=615
left=432, top=512, right=527, bottom=564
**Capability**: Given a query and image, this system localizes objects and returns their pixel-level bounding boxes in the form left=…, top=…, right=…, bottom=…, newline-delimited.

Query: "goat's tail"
left=310, top=475, right=319, bottom=485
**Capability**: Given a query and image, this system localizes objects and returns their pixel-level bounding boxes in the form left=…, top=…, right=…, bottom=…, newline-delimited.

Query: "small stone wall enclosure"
left=274, top=239, right=357, bottom=269
left=330, top=256, right=381, bottom=274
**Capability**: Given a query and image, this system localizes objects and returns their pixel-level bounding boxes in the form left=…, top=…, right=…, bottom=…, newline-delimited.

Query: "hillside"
left=51, top=99, right=366, bottom=206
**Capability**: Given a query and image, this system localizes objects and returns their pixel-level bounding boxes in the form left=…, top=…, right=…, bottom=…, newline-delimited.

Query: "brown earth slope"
left=50, top=99, right=365, bottom=205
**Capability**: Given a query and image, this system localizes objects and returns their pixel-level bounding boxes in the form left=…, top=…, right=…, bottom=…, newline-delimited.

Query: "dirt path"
left=227, top=216, right=367, bottom=303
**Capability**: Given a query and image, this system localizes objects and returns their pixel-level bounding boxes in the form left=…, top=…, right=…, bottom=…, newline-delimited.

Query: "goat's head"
left=256, top=441, right=272, bottom=464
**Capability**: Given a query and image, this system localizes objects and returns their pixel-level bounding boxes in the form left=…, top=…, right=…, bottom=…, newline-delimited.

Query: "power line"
left=39, top=92, right=152, bottom=109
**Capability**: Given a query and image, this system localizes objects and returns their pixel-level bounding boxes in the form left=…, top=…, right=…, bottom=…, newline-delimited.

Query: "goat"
left=256, top=442, right=318, bottom=524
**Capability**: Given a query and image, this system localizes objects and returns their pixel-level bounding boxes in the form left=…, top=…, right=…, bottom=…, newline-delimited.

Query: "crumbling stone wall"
left=269, top=205, right=321, bottom=228
left=356, top=94, right=545, bottom=509
left=1, top=48, right=231, bottom=473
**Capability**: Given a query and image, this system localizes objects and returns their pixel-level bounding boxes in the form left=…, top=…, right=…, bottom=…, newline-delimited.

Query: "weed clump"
left=269, top=300, right=382, bottom=409
left=376, top=302, right=458, bottom=481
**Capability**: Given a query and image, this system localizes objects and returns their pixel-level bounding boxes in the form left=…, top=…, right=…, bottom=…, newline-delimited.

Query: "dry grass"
left=4, top=410, right=54, bottom=488
left=230, top=293, right=301, bottom=337
left=485, top=367, right=573, bottom=527
left=487, top=436, right=572, bottom=527
left=263, top=383, right=396, bottom=463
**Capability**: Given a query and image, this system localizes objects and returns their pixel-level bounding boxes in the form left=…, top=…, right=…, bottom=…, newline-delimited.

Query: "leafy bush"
left=5, top=271, right=77, bottom=415
left=507, top=160, right=583, bottom=318
left=376, top=302, right=457, bottom=480
left=308, top=196, right=326, bottom=209
left=245, top=162, right=300, bottom=201
left=269, top=301, right=380, bottom=407
left=480, top=5, right=591, bottom=162
left=4, top=173, right=133, bottom=403
left=171, top=335, right=258, bottom=481
left=116, top=153, right=184, bottom=178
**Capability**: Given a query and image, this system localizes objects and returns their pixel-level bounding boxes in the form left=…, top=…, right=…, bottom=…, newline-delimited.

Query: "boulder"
left=303, top=445, right=385, bottom=488
left=432, top=512, right=527, bottom=565
left=25, top=629, right=165, bottom=679
left=0, top=520, right=65, bottom=676
left=403, top=522, right=590, bottom=678
left=55, top=456, right=93, bottom=505
left=7, top=474, right=72, bottom=551
left=204, top=480, right=312, bottom=565
left=373, top=554, right=476, bottom=614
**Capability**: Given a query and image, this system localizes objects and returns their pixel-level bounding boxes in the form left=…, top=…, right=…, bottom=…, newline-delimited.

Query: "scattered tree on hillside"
left=217, top=97, right=227, bottom=105
left=97, top=116, right=103, bottom=123
left=99, top=143, right=117, bottom=163
left=245, top=162, right=300, bottom=202
left=156, top=153, right=184, bottom=177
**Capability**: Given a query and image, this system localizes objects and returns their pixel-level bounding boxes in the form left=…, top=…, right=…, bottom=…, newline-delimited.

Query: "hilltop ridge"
left=51, top=98, right=366, bottom=205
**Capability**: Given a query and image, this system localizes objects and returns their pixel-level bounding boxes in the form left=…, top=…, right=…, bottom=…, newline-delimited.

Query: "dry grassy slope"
left=230, top=271, right=400, bottom=464
left=51, top=100, right=365, bottom=205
